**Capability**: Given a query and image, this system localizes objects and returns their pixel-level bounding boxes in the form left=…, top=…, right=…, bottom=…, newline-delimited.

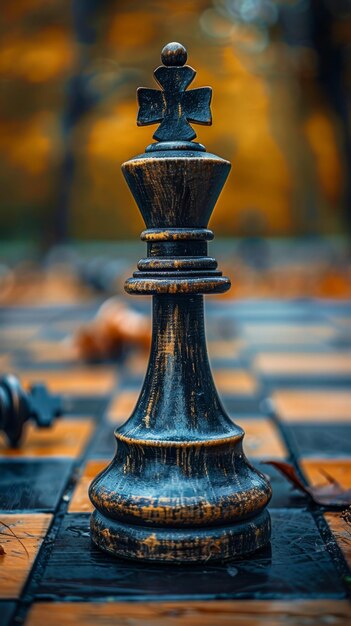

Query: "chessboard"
left=0, top=295, right=351, bottom=625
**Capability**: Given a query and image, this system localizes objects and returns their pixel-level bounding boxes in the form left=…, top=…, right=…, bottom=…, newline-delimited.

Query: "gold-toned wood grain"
left=108, top=408, right=286, bottom=459
left=15, top=367, right=117, bottom=395
left=0, top=418, right=94, bottom=458
left=0, top=514, right=51, bottom=599
left=108, top=371, right=259, bottom=424
left=26, top=600, right=351, bottom=626
left=301, top=459, right=351, bottom=490
left=124, top=340, right=247, bottom=377
left=324, top=512, right=351, bottom=568
left=240, top=418, right=287, bottom=459
left=272, top=390, right=351, bottom=422
left=254, top=353, right=351, bottom=376
left=69, top=460, right=107, bottom=513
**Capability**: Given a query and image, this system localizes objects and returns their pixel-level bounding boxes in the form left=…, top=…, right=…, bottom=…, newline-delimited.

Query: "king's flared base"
left=90, top=509, right=271, bottom=563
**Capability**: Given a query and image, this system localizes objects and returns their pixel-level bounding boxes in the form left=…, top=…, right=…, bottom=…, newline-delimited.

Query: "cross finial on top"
left=137, top=42, right=212, bottom=142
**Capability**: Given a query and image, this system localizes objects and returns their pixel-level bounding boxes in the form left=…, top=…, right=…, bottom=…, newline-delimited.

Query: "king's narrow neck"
left=119, top=294, right=237, bottom=441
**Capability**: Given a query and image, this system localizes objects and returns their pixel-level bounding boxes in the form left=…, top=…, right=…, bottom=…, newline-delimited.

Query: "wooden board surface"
left=0, top=514, right=51, bottom=598
left=0, top=297, right=350, bottom=625
left=26, top=600, right=351, bottom=626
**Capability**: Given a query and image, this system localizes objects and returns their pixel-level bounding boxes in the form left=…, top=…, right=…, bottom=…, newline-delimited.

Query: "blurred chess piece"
left=0, top=374, right=64, bottom=447
left=74, top=297, right=150, bottom=362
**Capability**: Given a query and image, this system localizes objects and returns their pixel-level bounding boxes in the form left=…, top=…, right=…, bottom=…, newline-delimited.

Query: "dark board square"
left=0, top=460, right=72, bottom=512
left=88, top=423, right=117, bottom=459
left=38, top=510, right=345, bottom=600
left=244, top=345, right=331, bottom=356
left=287, top=423, right=351, bottom=458
left=0, top=307, right=65, bottom=324
left=64, top=396, right=110, bottom=419
left=206, top=300, right=321, bottom=322
left=222, top=396, right=264, bottom=416
left=0, top=305, right=99, bottom=328
left=330, top=338, right=351, bottom=349
left=263, top=376, right=351, bottom=389
left=0, top=602, right=16, bottom=626
left=0, top=601, right=16, bottom=626
left=54, top=304, right=102, bottom=322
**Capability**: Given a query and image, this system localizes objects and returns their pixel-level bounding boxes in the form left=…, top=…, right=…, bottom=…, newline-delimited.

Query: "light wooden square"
left=108, top=389, right=139, bottom=423
left=242, top=323, right=335, bottom=344
left=16, top=367, right=117, bottom=395
left=0, top=419, right=94, bottom=458
left=272, top=390, right=351, bottom=422
left=214, top=369, right=258, bottom=395
left=238, top=418, right=287, bottom=459
left=26, top=600, right=351, bottom=626
left=0, top=514, right=51, bottom=599
left=254, top=353, right=351, bottom=376
left=69, top=460, right=108, bottom=513
left=301, top=459, right=351, bottom=490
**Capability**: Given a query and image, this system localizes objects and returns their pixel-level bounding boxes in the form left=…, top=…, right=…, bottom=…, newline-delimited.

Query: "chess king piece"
left=0, top=374, right=63, bottom=447
left=90, top=42, right=271, bottom=562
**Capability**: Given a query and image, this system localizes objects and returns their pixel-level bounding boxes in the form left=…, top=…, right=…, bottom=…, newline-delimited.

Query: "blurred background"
left=0, top=0, right=351, bottom=302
